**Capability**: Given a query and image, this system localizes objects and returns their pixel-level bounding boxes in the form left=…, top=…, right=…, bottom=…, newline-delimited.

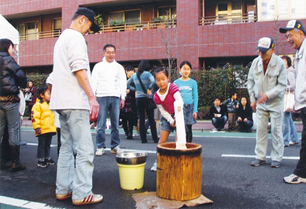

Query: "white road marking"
left=25, top=144, right=157, bottom=154
left=221, top=154, right=299, bottom=160
left=0, top=195, right=52, bottom=209
left=105, top=148, right=156, bottom=154
left=26, top=143, right=57, bottom=148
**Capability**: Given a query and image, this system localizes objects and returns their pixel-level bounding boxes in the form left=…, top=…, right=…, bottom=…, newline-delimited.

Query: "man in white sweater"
left=91, top=44, right=126, bottom=155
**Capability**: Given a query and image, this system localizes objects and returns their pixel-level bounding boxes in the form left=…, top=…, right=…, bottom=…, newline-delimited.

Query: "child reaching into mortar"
left=150, top=67, right=184, bottom=172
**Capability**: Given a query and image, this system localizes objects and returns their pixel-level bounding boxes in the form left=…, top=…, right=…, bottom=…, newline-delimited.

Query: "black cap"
left=256, top=37, right=275, bottom=53
left=75, top=7, right=100, bottom=33
left=279, top=20, right=306, bottom=34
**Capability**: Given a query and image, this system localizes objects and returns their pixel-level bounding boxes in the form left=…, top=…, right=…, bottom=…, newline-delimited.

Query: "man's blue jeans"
left=96, top=97, right=120, bottom=149
left=0, top=101, right=20, bottom=145
left=55, top=109, right=94, bottom=200
left=283, top=112, right=299, bottom=146
left=212, top=116, right=228, bottom=129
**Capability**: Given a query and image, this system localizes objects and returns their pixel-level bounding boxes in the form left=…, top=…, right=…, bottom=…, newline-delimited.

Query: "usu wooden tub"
left=156, top=142, right=202, bottom=201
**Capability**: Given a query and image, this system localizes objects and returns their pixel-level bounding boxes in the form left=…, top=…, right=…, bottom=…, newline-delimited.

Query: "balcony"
left=19, top=30, right=61, bottom=41
left=199, top=12, right=257, bottom=25
left=18, top=19, right=176, bottom=40
left=100, top=19, right=176, bottom=33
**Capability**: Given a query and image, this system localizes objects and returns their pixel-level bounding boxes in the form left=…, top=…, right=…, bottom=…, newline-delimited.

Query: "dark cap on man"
left=256, top=37, right=275, bottom=53
left=279, top=20, right=306, bottom=34
left=75, top=7, right=100, bottom=33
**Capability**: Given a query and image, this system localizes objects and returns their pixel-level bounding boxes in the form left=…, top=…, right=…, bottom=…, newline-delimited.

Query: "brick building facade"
left=1, top=0, right=305, bottom=73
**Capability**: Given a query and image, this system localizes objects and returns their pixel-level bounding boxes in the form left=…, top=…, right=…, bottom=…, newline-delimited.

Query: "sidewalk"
left=21, top=118, right=303, bottom=132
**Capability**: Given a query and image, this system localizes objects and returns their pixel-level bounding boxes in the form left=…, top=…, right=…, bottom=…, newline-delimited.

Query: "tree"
left=158, top=15, right=180, bottom=81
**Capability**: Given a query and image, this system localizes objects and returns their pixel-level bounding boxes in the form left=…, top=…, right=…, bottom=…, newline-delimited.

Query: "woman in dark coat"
left=0, top=38, right=27, bottom=171
left=236, top=96, right=253, bottom=132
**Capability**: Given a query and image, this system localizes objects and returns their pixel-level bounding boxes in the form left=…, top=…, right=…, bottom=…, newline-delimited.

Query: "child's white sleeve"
left=173, top=91, right=184, bottom=104
left=157, top=104, right=174, bottom=124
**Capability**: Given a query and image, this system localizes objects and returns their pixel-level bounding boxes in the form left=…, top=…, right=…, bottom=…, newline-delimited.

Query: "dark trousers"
left=27, top=104, right=33, bottom=118
left=1, top=125, right=11, bottom=163
left=186, top=125, right=193, bottom=143
left=136, top=98, right=158, bottom=143
left=121, top=111, right=134, bottom=136
left=294, top=107, right=306, bottom=178
left=237, top=120, right=253, bottom=131
left=212, top=116, right=228, bottom=129
left=37, top=133, right=53, bottom=159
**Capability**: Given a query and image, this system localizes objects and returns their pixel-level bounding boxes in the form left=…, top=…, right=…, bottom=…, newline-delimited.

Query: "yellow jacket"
left=31, top=99, right=56, bottom=137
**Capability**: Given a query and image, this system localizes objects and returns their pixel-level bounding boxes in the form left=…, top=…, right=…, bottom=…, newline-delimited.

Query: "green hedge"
left=173, top=68, right=249, bottom=119
left=24, top=73, right=49, bottom=91
left=25, top=68, right=250, bottom=120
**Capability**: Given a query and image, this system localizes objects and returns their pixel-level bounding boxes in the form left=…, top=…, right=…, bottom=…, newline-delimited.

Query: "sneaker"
left=111, top=146, right=123, bottom=154
left=56, top=191, right=72, bottom=200
left=271, top=161, right=280, bottom=168
left=283, top=174, right=306, bottom=184
left=37, top=160, right=47, bottom=168
left=251, top=159, right=266, bottom=167
left=211, top=128, right=218, bottom=133
left=45, top=158, right=56, bottom=165
left=72, top=193, right=103, bottom=206
left=151, top=161, right=157, bottom=172
left=95, top=148, right=105, bottom=156
left=289, top=141, right=299, bottom=145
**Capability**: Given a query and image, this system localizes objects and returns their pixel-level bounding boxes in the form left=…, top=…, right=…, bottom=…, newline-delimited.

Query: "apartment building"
left=1, top=0, right=305, bottom=74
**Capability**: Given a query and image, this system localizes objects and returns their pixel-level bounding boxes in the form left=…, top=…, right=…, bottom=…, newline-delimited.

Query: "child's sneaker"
left=151, top=161, right=157, bottom=172
left=37, top=160, right=47, bottom=168
left=111, top=146, right=123, bottom=154
left=211, top=128, right=218, bottom=133
left=45, top=158, right=56, bottom=165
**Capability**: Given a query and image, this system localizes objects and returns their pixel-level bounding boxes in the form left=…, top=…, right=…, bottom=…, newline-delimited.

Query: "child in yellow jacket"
left=31, top=86, right=56, bottom=168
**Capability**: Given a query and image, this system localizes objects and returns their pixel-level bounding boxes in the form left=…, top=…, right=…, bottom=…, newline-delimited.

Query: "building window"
left=18, top=22, right=38, bottom=40
left=158, top=6, right=176, bottom=19
left=125, top=10, right=140, bottom=23
left=53, top=18, right=61, bottom=37
left=109, top=10, right=140, bottom=25
left=215, top=1, right=242, bottom=24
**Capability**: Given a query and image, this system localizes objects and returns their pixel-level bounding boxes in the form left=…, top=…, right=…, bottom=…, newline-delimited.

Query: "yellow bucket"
left=117, top=163, right=146, bottom=190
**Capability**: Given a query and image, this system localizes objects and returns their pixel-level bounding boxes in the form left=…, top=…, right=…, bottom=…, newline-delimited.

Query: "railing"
left=199, top=13, right=257, bottom=26
left=19, top=19, right=177, bottom=41
left=100, top=19, right=177, bottom=33
left=19, top=30, right=61, bottom=41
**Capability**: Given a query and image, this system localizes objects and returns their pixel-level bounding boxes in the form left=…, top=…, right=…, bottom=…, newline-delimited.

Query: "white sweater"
left=91, top=57, right=126, bottom=100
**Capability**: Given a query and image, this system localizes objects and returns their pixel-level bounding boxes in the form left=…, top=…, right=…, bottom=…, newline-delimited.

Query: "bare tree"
left=159, top=18, right=180, bottom=81
left=272, top=16, right=286, bottom=55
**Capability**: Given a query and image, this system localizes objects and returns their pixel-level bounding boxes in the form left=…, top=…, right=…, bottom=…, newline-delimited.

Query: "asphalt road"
left=0, top=127, right=305, bottom=209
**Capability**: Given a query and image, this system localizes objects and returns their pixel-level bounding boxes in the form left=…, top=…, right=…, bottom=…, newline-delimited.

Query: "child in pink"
left=151, top=67, right=183, bottom=171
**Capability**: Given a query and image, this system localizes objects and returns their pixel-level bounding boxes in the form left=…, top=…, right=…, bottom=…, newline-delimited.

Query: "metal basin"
left=116, top=152, right=148, bottom=165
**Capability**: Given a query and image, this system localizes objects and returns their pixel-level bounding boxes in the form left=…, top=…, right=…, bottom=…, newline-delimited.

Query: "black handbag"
left=136, top=73, right=156, bottom=109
